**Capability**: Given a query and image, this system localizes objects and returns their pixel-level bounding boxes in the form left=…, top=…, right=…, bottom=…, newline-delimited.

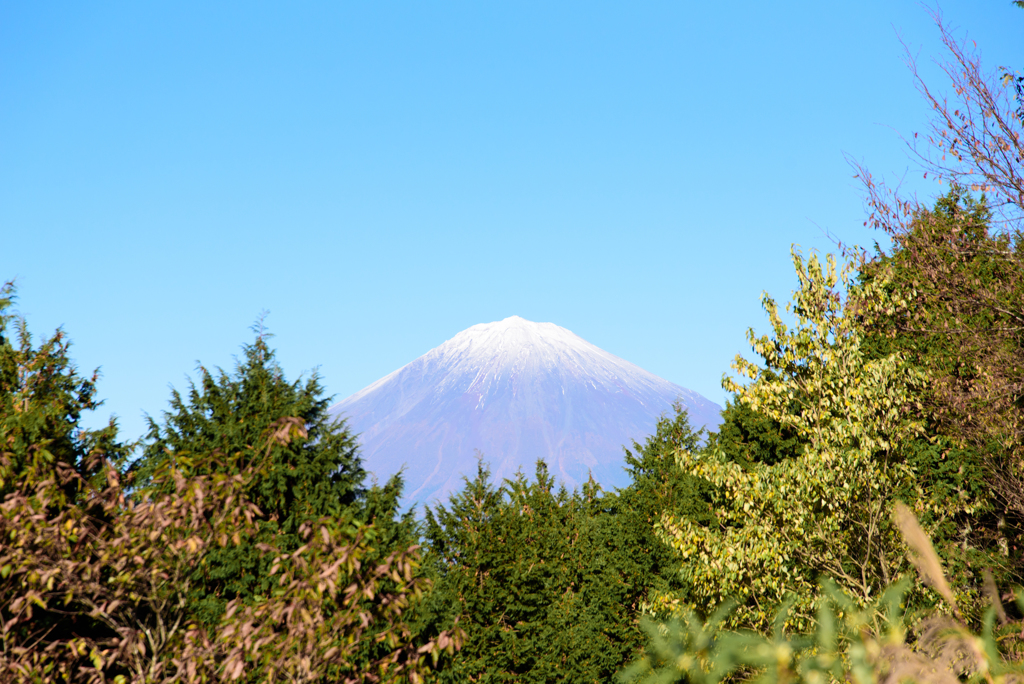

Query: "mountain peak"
left=436, top=316, right=587, bottom=357
left=330, top=319, right=722, bottom=510
left=450, top=315, right=574, bottom=342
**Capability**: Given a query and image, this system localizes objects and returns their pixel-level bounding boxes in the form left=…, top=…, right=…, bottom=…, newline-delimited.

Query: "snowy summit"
left=330, top=316, right=721, bottom=510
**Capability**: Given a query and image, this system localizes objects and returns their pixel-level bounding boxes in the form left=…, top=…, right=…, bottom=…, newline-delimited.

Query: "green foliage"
left=419, top=411, right=719, bottom=684
left=621, top=402, right=711, bottom=507
left=855, top=189, right=1023, bottom=590
left=133, top=329, right=413, bottom=627
left=707, top=396, right=803, bottom=469
left=859, top=0, right=1024, bottom=544
left=614, top=404, right=716, bottom=604
left=857, top=189, right=1016, bottom=436
left=0, top=281, right=127, bottom=504
left=0, top=296, right=453, bottom=682
left=423, top=459, right=664, bottom=683
left=625, top=507, right=1024, bottom=684
left=650, top=193, right=1021, bottom=640
left=624, top=580, right=915, bottom=684
left=137, top=330, right=367, bottom=527
left=1, top=414, right=456, bottom=683
left=654, top=250, right=945, bottom=629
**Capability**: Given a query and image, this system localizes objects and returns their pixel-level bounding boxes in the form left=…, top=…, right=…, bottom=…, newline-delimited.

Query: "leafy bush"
left=624, top=504, right=1024, bottom=684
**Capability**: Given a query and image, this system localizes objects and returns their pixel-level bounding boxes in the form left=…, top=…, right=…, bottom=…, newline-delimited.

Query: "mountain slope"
left=330, top=316, right=721, bottom=509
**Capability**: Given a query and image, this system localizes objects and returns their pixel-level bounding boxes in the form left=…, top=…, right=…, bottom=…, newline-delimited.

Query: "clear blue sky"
left=2, top=1, right=1021, bottom=442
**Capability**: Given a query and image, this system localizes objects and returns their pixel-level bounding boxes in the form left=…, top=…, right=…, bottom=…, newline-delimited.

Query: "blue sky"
left=1, top=1, right=1021, bottom=441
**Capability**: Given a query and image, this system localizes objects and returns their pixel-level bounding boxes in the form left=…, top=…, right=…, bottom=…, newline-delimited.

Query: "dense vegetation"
left=2, top=8, right=1024, bottom=683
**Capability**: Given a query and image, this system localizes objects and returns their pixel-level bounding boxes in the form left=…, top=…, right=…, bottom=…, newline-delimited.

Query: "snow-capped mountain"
left=329, top=316, right=722, bottom=510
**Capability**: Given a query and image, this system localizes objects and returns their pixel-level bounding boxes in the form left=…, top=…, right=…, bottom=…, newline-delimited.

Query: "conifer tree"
left=0, top=295, right=455, bottom=682
left=423, top=453, right=697, bottom=684
left=0, top=281, right=127, bottom=503
left=0, top=281, right=129, bottom=672
left=610, top=404, right=715, bottom=607
left=856, top=188, right=1017, bottom=586
left=708, top=395, right=803, bottom=468
left=852, top=8, right=1024, bottom=533
left=134, top=324, right=413, bottom=625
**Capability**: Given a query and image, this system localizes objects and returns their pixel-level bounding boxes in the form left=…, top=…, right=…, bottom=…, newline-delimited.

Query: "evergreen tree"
left=851, top=0, right=1024, bottom=578
left=708, top=394, right=803, bottom=468
left=0, top=281, right=127, bottom=503
left=610, top=403, right=716, bottom=607
left=134, top=326, right=413, bottom=626
left=856, top=188, right=1021, bottom=589
left=420, top=416, right=725, bottom=684
left=423, top=460, right=655, bottom=683
left=0, top=296, right=454, bottom=681
left=0, top=281, right=129, bottom=668
left=137, top=328, right=366, bottom=516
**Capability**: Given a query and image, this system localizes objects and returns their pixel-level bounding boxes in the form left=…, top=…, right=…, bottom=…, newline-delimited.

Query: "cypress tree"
left=0, top=281, right=127, bottom=503
left=134, top=325, right=413, bottom=626
left=609, top=403, right=716, bottom=609
left=422, top=427, right=715, bottom=684
left=0, top=281, right=129, bottom=666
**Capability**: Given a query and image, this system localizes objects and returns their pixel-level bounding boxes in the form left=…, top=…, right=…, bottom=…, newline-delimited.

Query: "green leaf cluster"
left=0, top=281, right=128, bottom=505
left=626, top=508, right=1024, bottom=684
left=131, top=330, right=415, bottom=629
left=653, top=250, right=939, bottom=630
left=420, top=424, right=716, bottom=684
left=0, top=290, right=450, bottom=682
